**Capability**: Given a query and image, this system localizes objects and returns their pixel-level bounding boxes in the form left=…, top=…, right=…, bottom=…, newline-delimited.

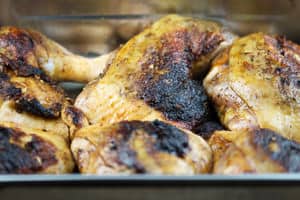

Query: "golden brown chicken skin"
left=209, top=129, right=300, bottom=174
left=74, top=15, right=236, bottom=131
left=204, top=33, right=300, bottom=142
left=0, top=122, right=74, bottom=174
left=0, top=27, right=77, bottom=173
left=0, top=26, right=111, bottom=83
left=71, top=120, right=212, bottom=175
left=0, top=52, right=70, bottom=140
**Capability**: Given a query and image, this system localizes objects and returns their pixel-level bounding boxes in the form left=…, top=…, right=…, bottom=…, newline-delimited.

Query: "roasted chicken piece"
left=71, top=120, right=212, bottom=174
left=74, top=15, right=236, bottom=131
left=204, top=33, right=300, bottom=142
left=0, top=27, right=77, bottom=173
left=0, top=26, right=113, bottom=83
left=71, top=15, right=235, bottom=175
left=209, top=129, right=300, bottom=174
left=0, top=122, right=73, bottom=174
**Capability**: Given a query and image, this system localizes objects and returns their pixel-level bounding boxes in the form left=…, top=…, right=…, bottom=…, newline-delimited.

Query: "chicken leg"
left=74, top=15, right=236, bottom=131
left=0, top=27, right=80, bottom=173
left=70, top=15, right=236, bottom=175
left=0, top=26, right=114, bottom=83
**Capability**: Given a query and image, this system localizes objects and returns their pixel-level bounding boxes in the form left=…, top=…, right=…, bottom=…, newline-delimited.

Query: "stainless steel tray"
left=2, top=174, right=300, bottom=184
left=1, top=174, right=300, bottom=200
left=1, top=2, right=300, bottom=199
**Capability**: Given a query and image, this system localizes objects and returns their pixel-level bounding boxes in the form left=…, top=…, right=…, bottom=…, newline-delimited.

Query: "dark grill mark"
left=137, top=30, right=224, bottom=129
left=253, top=129, right=300, bottom=172
left=15, top=98, right=62, bottom=118
left=0, top=126, right=57, bottom=174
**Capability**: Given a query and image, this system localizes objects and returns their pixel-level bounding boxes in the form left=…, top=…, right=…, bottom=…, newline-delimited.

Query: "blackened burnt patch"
left=0, top=27, right=64, bottom=118
left=0, top=27, right=54, bottom=84
left=108, top=120, right=190, bottom=173
left=0, top=55, right=54, bottom=84
left=253, top=129, right=300, bottom=172
left=118, top=120, right=190, bottom=158
left=113, top=121, right=146, bottom=173
left=15, top=98, right=62, bottom=118
left=0, top=126, right=57, bottom=174
left=140, top=65, right=210, bottom=129
left=0, top=72, right=22, bottom=100
left=0, top=72, right=62, bottom=118
left=137, top=30, right=224, bottom=129
left=147, top=120, right=190, bottom=157
left=1, top=27, right=35, bottom=57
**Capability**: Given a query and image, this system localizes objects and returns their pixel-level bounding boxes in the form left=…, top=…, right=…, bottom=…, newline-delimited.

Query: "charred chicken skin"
left=0, top=26, right=111, bottom=83
left=71, top=120, right=212, bottom=174
left=204, top=33, right=300, bottom=142
left=209, top=129, right=300, bottom=174
left=0, top=122, right=73, bottom=174
left=74, top=15, right=236, bottom=131
left=71, top=15, right=236, bottom=174
left=0, top=26, right=75, bottom=173
left=5, top=15, right=300, bottom=175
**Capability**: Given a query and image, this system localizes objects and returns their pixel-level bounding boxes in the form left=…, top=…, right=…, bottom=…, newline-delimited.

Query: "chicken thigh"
left=71, top=15, right=236, bottom=174
left=0, top=27, right=77, bottom=173
left=74, top=15, right=236, bottom=131
left=204, top=33, right=300, bottom=142
left=72, top=120, right=212, bottom=174
left=209, top=129, right=300, bottom=174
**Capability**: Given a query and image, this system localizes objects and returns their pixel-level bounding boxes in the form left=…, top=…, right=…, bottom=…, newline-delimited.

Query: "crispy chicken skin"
left=74, top=15, right=236, bottom=131
left=204, top=33, right=300, bottom=141
left=0, top=26, right=112, bottom=83
left=0, top=27, right=77, bottom=173
left=71, top=120, right=212, bottom=174
left=209, top=129, right=300, bottom=174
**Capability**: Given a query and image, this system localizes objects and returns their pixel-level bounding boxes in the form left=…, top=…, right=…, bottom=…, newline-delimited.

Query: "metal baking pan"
left=1, top=175, right=300, bottom=200
left=1, top=1, right=300, bottom=199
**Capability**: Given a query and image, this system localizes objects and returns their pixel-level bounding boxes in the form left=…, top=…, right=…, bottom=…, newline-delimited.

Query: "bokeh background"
left=0, top=0, right=299, bottom=55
